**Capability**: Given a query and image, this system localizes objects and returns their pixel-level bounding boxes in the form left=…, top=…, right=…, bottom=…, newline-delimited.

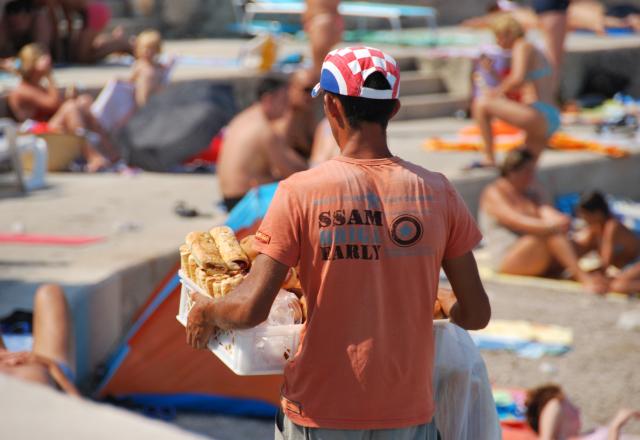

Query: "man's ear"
left=324, top=93, right=346, bottom=129
left=390, top=99, right=401, bottom=120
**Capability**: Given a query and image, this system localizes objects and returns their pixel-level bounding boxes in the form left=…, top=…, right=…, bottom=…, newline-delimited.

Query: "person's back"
left=217, top=103, right=273, bottom=198
left=266, top=155, right=482, bottom=427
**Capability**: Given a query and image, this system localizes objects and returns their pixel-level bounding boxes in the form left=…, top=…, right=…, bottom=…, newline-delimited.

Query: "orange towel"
left=424, top=124, right=630, bottom=158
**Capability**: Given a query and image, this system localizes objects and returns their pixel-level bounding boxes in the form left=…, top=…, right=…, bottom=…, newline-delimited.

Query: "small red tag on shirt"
left=255, top=230, right=271, bottom=244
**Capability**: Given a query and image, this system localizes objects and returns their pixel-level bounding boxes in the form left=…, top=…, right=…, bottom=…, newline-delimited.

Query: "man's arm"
left=186, top=254, right=289, bottom=349
left=441, top=251, right=491, bottom=330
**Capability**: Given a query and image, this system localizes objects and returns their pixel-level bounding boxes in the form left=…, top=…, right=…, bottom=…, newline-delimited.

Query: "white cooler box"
left=176, top=271, right=303, bottom=376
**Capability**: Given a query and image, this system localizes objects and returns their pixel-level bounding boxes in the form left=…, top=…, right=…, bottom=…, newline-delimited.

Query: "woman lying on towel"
left=526, top=384, right=639, bottom=439
left=472, top=15, right=560, bottom=168
left=7, top=43, right=117, bottom=171
left=479, top=149, right=608, bottom=294
left=575, top=191, right=640, bottom=295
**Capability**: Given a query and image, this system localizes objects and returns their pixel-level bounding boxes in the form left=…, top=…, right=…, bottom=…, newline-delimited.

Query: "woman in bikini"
left=472, top=14, right=560, bottom=168
left=0, top=284, right=79, bottom=396
left=8, top=43, right=117, bottom=171
left=479, top=149, right=608, bottom=294
left=575, top=191, right=640, bottom=295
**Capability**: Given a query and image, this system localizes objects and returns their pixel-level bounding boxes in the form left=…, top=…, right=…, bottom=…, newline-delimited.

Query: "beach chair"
left=242, top=0, right=437, bottom=33
left=0, top=118, right=48, bottom=192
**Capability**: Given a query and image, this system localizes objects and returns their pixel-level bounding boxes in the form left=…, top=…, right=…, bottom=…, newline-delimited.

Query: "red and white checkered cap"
left=311, top=46, right=400, bottom=100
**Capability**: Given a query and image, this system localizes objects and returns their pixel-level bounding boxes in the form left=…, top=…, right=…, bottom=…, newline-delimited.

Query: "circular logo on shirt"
left=389, top=215, right=423, bottom=247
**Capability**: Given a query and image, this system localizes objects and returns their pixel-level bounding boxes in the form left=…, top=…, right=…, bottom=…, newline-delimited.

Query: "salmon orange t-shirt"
left=253, top=156, right=482, bottom=430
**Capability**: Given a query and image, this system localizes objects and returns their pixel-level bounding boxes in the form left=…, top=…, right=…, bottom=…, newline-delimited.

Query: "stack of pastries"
left=180, top=226, right=250, bottom=298
left=180, top=229, right=302, bottom=298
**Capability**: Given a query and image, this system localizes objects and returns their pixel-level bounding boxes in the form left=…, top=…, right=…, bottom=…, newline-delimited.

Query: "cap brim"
left=311, top=83, right=322, bottom=98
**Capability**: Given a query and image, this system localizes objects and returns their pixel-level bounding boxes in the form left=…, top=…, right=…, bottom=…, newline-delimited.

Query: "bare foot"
left=578, top=272, right=609, bottom=295
left=85, top=155, right=110, bottom=172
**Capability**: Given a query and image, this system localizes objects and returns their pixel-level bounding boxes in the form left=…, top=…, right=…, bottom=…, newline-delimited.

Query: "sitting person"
left=217, top=75, right=307, bottom=211
left=130, top=29, right=171, bottom=109
left=526, top=384, right=639, bottom=439
left=272, top=68, right=319, bottom=160
left=479, top=149, right=607, bottom=293
left=0, top=284, right=79, bottom=396
left=472, top=15, right=560, bottom=167
left=575, top=191, right=640, bottom=294
left=8, top=43, right=116, bottom=171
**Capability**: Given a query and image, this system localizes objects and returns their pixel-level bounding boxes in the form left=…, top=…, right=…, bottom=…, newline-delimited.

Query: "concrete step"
left=107, top=16, right=163, bottom=35
left=400, top=72, right=445, bottom=96
left=395, top=92, right=468, bottom=121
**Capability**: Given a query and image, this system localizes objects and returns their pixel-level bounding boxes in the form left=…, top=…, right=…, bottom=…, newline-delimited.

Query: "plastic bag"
left=433, top=323, right=501, bottom=440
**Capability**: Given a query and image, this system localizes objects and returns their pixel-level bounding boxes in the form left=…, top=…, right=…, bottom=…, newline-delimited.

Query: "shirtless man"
left=273, top=69, right=319, bottom=160
left=304, top=0, right=342, bottom=73
left=217, top=76, right=308, bottom=211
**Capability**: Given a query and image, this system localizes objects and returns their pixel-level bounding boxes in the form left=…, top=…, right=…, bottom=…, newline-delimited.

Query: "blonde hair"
left=17, top=43, right=46, bottom=79
left=490, top=14, right=525, bottom=40
left=135, top=29, right=162, bottom=58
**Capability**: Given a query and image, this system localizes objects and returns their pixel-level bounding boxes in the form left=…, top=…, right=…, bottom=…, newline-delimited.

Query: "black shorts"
left=532, top=0, right=569, bottom=14
left=223, top=196, right=244, bottom=212
left=606, top=4, right=640, bottom=18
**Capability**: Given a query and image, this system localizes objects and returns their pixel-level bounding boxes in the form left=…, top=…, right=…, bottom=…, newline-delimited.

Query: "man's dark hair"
left=256, top=75, right=288, bottom=100
left=578, top=190, right=610, bottom=217
left=329, top=72, right=398, bottom=129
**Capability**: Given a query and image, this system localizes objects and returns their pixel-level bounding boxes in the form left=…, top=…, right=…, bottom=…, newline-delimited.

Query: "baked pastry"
left=189, top=232, right=227, bottom=272
left=210, top=226, right=250, bottom=271
left=282, top=267, right=299, bottom=290
left=179, top=244, right=190, bottom=274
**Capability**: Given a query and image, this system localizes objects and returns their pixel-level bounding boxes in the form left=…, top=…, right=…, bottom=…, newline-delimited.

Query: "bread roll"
left=187, top=255, right=198, bottom=280
left=240, top=235, right=259, bottom=261
left=189, top=232, right=226, bottom=272
left=210, top=226, right=249, bottom=271
left=179, top=245, right=190, bottom=275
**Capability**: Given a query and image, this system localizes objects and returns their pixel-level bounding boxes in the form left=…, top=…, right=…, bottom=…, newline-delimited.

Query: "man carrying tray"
left=187, top=46, right=491, bottom=439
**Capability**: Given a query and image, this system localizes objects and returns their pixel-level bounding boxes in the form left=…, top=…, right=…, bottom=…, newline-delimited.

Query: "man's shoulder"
left=280, top=160, right=341, bottom=188
left=397, top=159, right=450, bottom=188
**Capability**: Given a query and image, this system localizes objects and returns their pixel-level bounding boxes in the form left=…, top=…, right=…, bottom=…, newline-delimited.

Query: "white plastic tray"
left=176, top=271, right=303, bottom=376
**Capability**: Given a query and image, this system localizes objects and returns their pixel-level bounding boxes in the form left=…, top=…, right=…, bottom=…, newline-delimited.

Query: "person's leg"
left=610, top=262, right=640, bottom=294
left=49, top=100, right=111, bottom=171
left=500, top=235, right=553, bottom=276
left=538, top=11, right=568, bottom=94
left=472, top=96, right=547, bottom=165
left=307, top=13, right=343, bottom=74
left=31, top=284, right=72, bottom=368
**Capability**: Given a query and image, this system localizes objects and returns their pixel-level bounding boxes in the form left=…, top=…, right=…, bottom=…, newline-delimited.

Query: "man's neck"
left=338, top=125, right=392, bottom=159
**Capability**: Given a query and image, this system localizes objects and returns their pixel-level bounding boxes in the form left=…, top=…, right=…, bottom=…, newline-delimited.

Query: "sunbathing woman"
left=0, top=284, right=79, bottom=396
left=8, top=43, right=116, bottom=171
left=472, top=15, right=560, bottom=167
left=479, top=149, right=607, bottom=293
left=575, top=191, right=640, bottom=294
left=526, top=384, right=639, bottom=439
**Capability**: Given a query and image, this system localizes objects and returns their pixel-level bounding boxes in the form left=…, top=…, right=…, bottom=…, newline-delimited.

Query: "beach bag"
left=433, top=323, right=501, bottom=440
left=117, top=80, right=235, bottom=171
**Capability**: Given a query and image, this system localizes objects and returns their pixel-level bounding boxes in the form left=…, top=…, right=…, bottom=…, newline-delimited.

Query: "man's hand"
left=436, top=288, right=457, bottom=318
left=186, top=292, right=217, bottom=350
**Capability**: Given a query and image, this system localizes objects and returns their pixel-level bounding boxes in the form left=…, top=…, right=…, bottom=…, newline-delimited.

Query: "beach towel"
left=470, top=319, right=573, bottom=358
left=423, top=123, right=631, bottom=158
left=0, top=233, right=105, bottom=245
